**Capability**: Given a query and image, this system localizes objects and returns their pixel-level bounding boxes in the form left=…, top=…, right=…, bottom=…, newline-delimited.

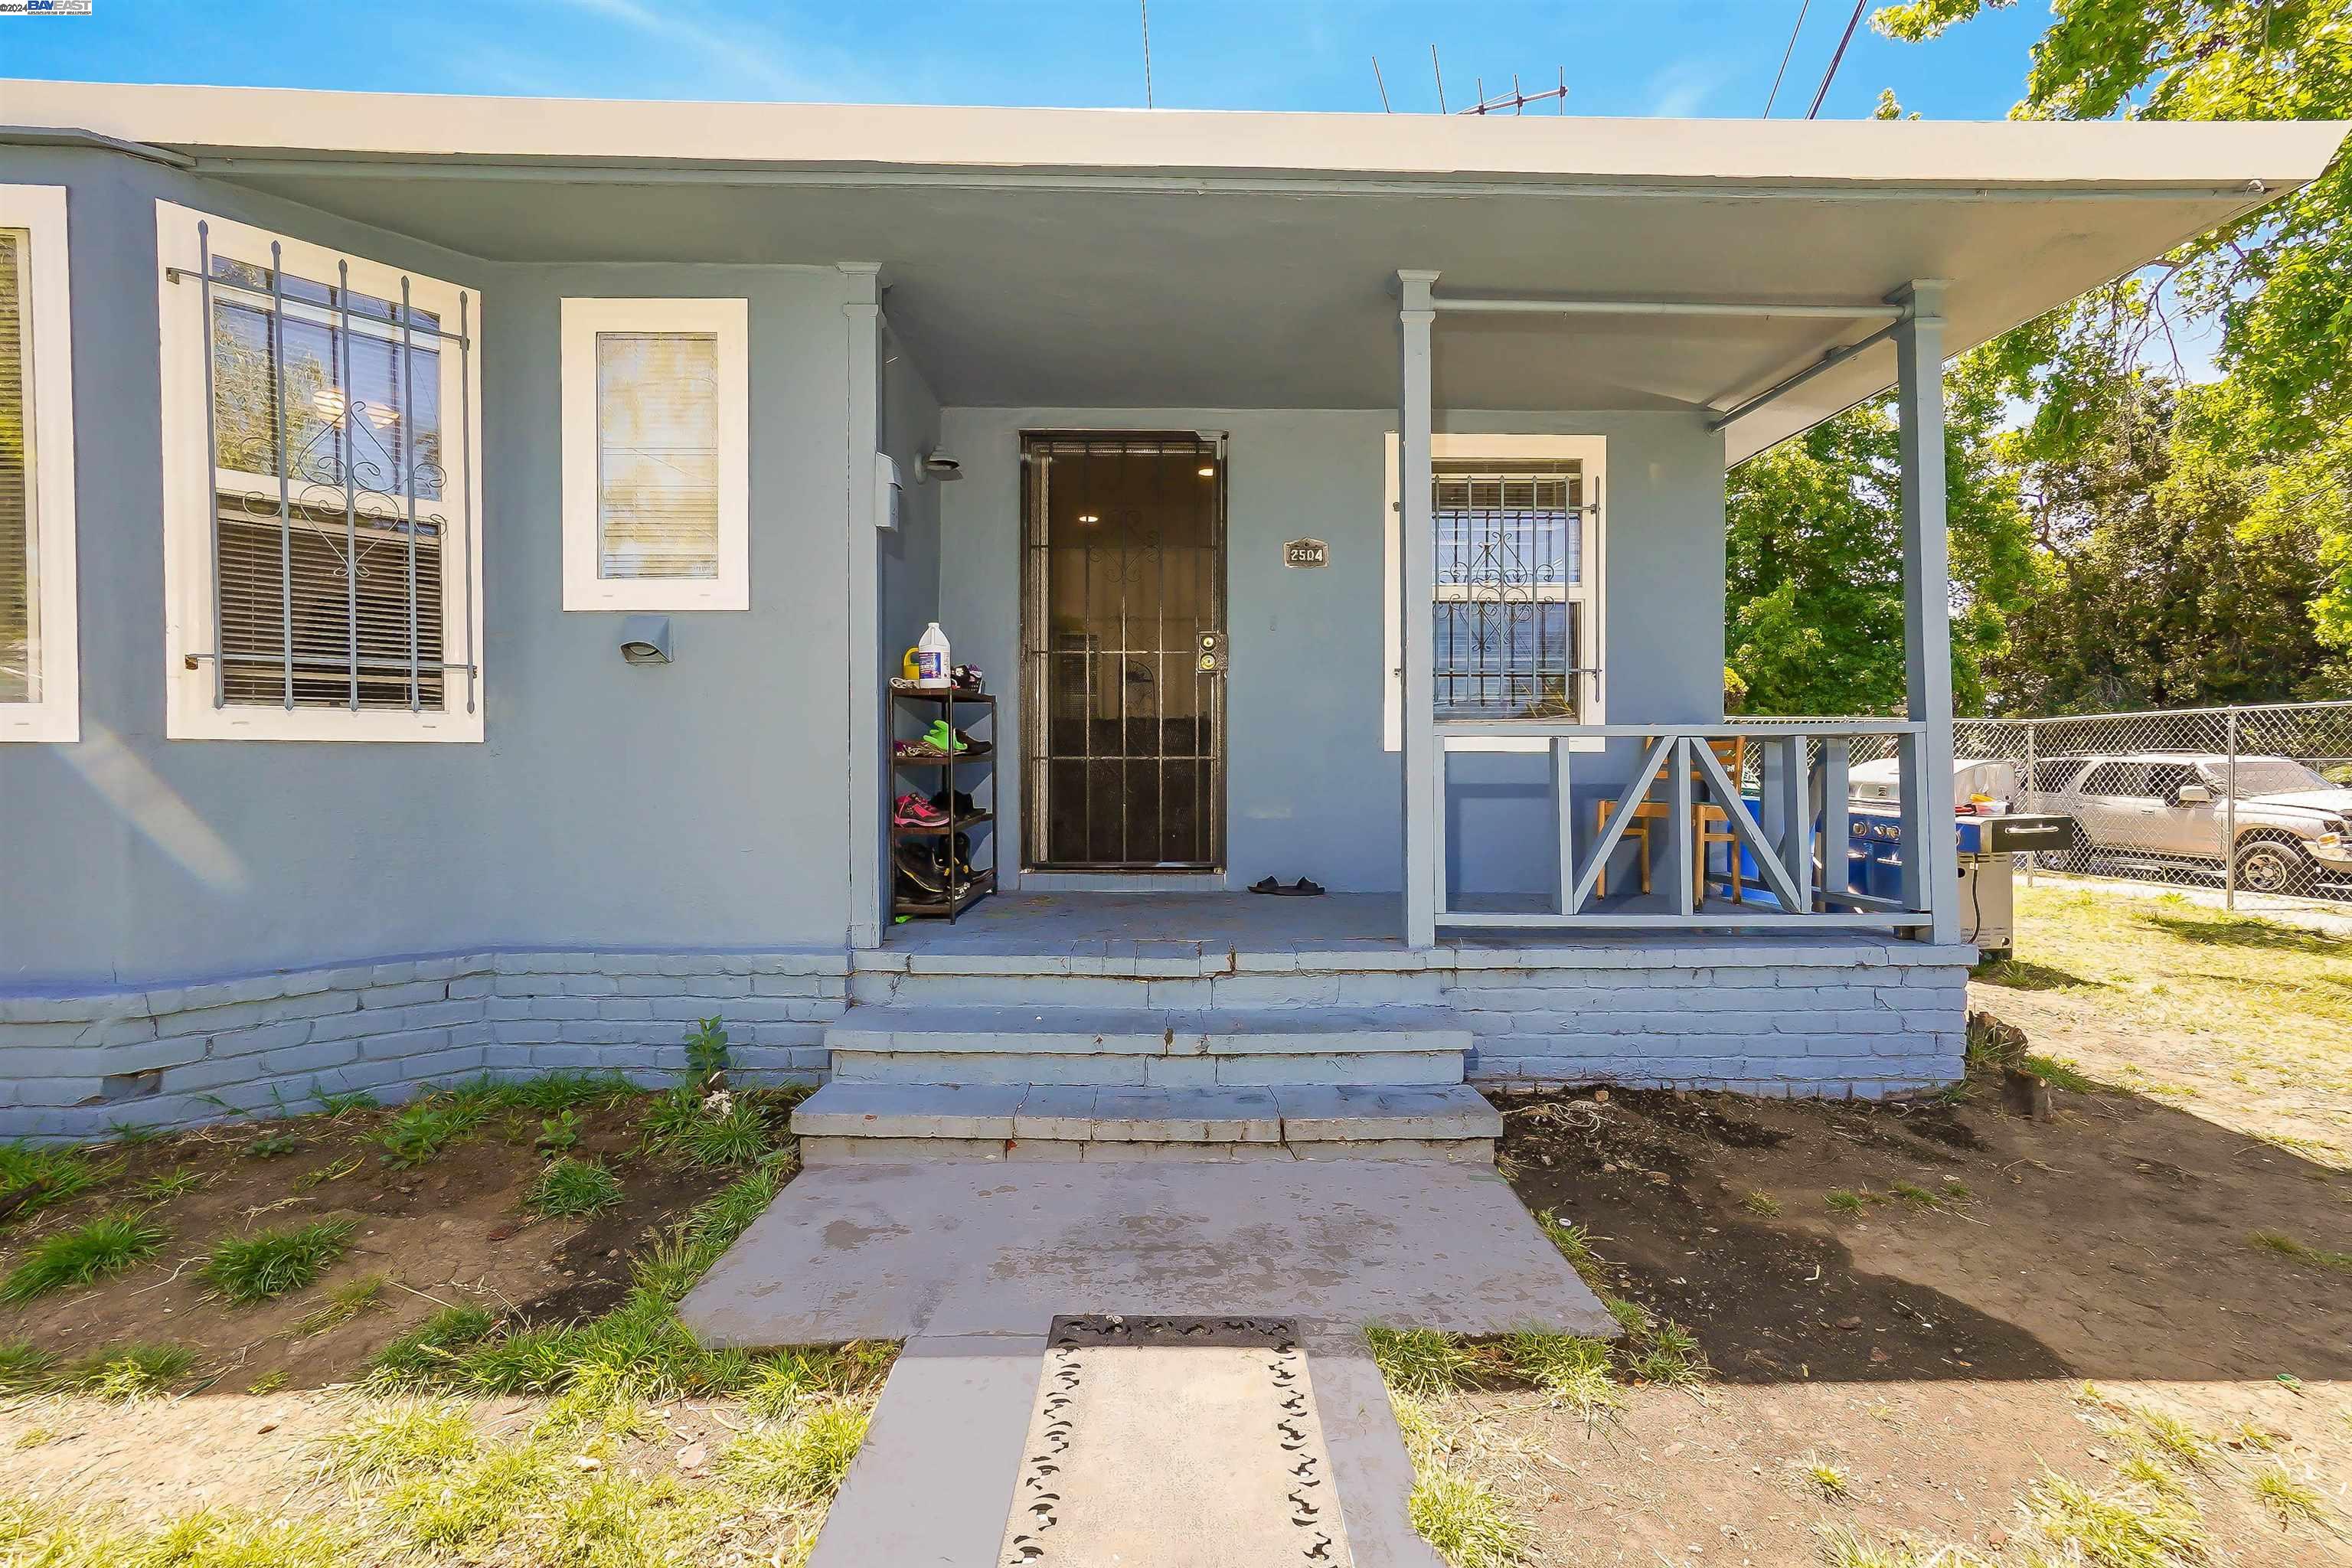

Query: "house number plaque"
left=1283, top=537, right=1329, bottom=569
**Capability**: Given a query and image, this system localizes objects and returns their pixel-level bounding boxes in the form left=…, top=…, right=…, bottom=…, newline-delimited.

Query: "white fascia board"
left=2, top=79, right=2344, bottom=191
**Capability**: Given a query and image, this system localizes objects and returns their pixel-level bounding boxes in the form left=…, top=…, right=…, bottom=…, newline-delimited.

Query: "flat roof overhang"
left=7, top=82, right=2344, bottom=459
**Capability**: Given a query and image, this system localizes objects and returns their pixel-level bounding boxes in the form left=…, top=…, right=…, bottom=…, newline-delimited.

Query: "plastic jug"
left=916, top=622, right=952, bottom=689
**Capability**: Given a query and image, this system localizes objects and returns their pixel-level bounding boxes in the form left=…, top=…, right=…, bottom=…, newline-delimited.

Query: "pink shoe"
left=894, top=793, right=949, bottom=828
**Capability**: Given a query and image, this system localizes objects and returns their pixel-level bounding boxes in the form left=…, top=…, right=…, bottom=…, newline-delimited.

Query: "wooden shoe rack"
left=889, top=688, right=997, bottom=922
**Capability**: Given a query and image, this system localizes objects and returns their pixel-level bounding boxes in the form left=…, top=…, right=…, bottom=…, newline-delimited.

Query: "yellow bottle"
left=902, top=647, right=921, bottom=681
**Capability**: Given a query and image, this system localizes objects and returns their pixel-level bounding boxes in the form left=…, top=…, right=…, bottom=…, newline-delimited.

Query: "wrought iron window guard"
left=168, top=225, right=477, bottom=716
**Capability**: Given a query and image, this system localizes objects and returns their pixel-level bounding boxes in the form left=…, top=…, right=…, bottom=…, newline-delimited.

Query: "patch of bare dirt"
left=1489, top=1061, right=2352, bottom=1563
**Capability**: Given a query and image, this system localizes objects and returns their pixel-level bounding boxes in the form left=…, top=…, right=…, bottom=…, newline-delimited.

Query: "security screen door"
left=1020, top=433, right=1227, bottom=871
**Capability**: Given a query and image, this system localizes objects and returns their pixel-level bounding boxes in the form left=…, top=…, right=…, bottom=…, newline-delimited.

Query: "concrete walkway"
left=679, top=1158, right=1614, bottom=1343
left=678, top=1158, right=1610, bottom=1566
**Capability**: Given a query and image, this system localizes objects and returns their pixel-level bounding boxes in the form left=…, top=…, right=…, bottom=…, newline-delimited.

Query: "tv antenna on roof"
left=1406, top=52, right=1568, bottom=115
left=1459, top=68, right=1569, bottom=115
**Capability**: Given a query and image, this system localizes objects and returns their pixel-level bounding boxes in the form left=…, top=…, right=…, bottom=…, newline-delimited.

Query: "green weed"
left=720, top=1398, right=871, bottom=1504
left=374, top=1094, right=492, bottom=1168
left=0, top=1212, right=165, bottom=1302
left=1367, top=1325, right=1478, bottom=1396
left=1500, top=1331, right=1619, bottom=1419
left=2251, top=1465, right=2324, bottom=1525
left=534, top=1109, right=583, bottom=1155
left=0, top=1143, right=114, bottom=1224
left=132, top=1168, right=204, bottom=1202
left=684, top=1015, right=731, bottom=1086
left=292, top=1272, right=389, bottom=1338
left=316, top=1399, right=479, bottom=1485
left=2024, top=1469, right=2207, bottom=1566
left=2024, top=1054, right=2100, bottom=1093
left=369, top=1305, right=501, bottom=1384
left=2249, top=1228, right=2352, bottom=1272
left=1740, top=1191, right=1782, bottom=1217
left=1408, top=1462, right=1527, bottom=1568
left=1804, top=1452, right=1851, bottom=1498
left=52, top=1342, right=198, bottom=1402
left=525, top=1157, right=623, bottom=1219
left=201, top=1218, right=356, bottom=1304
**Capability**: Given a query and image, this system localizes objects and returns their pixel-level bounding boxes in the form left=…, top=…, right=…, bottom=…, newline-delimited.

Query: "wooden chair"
left=1592, top=737, right=1747, bottom=903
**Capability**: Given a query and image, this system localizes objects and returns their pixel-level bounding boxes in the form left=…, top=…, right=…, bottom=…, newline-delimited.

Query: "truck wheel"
left=2234, top=837, right=2316, bottom=897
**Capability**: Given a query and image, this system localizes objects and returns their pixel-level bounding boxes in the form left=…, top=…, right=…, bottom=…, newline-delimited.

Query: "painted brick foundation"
left=1441, top=948, right=1968, bottom=1098
left=2, top=938, right=1968, bottom=1141
left=0, top=950, right=848, bottom=1141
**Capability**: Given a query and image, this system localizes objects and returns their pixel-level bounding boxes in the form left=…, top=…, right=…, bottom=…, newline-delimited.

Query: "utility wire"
left=1763, top=0, right=1813, bottom=116
left=1805, top=0, right=1870, bottom=119
left=1372, top=54, right=1393, bottom=111
left=1431, top=44, right=1448, bottom=113
left=1140, top=0, right=1154, bottom=108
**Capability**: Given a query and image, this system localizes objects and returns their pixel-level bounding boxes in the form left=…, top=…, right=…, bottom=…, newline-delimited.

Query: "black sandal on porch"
left=1248, top=876, right=1326, bottom=897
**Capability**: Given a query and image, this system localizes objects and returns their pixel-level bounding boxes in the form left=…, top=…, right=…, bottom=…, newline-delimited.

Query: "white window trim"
left=1383, top=433, right=1607, bottom=755
left=0, top=184, right=78, bottom=744
left=155, top=201, right=485, bottom=743
left=560, top=297, right=750, bottom=612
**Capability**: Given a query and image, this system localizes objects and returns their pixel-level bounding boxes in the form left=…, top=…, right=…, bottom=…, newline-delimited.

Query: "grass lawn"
left=1976, top=882, right=2352, bottom=1166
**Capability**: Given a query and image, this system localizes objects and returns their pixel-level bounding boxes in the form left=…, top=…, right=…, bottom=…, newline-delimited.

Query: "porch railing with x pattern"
left=1430, top=720, right=1937, bottom=931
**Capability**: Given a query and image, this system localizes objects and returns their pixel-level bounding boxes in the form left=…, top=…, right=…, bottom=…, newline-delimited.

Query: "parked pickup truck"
left=2024, top=752, right=2352, bottom=894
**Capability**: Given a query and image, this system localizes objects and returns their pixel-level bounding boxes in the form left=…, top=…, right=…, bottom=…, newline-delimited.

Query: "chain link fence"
left=1953, top=701, right=2352, bottom=913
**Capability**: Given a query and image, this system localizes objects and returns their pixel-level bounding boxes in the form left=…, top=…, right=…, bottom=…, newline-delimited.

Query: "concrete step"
left=824, top=1003, right=1472, bottom=1057
left=831, top=1048, right=1463, bottom=1088
left=791, top=1081, right=1501, bottom=1165
left=848, top=969, right=1450, bottom=1008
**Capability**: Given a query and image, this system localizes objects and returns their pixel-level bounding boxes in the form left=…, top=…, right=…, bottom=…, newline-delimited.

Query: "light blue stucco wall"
left=936, top=407, right=1727, bottom=899
left=1, top=146, right=1729, bottom=989
left=0, top=148, right=864, bottom=987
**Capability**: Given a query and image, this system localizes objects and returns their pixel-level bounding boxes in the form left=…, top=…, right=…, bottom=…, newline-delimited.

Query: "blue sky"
left=5, top=1, right=2053, bottom=121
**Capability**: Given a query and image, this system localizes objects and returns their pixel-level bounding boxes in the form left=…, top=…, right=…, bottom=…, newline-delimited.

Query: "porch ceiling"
left=12, top=83, right=2341, bottom=460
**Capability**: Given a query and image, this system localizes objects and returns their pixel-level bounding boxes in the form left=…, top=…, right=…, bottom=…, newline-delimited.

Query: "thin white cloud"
left=543, top=0, right=881, bottom=102
left=1645, top=58, right=1732, bottom=119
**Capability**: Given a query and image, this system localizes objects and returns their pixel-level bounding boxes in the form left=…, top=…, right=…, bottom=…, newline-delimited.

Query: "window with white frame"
left=156, top=202, right=483, bottom=742
left=560, top=298, right=748, bottom=612
left=0, top=184, right=79, bottom=744
left=1383, top=434, right=1605, bottom=752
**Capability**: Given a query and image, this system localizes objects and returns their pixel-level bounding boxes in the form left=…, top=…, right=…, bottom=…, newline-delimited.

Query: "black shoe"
left=893, top=844, right=950, bottom=897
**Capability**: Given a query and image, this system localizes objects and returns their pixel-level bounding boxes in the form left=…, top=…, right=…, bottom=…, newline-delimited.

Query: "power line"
left=1805, top=0, right=1870, bottom=119
left=1139, top=0, right=1154, bottom=109
left=1763, top=0, right=1813, bottom=117
left=1372, top=54, right=1393, bottom=112
left=1431, top=44, right=1448, bottom=113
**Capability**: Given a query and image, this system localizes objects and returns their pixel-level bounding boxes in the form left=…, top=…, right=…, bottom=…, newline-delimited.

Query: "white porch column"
left=842, top=264, right=885, bottom=949
left=1893, top=279, right=1962, bottom=945
left=1397, top=270, right=1439, bottom=948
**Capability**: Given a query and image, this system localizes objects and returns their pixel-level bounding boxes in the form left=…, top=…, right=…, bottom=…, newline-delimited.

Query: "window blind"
left=207, top=256, right=447, bottom=712
left=595, top=331, right=720, bottom=580
left=0, top=230, right=31, bottom=705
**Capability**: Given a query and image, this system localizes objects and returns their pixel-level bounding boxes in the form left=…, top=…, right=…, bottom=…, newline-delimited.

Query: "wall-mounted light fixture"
left=916, top=449, right=962, bottom=483
left=619, top=615, right=673, bottom=665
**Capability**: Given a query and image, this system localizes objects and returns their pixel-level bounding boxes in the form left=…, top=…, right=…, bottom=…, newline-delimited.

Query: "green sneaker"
left=923, top=719, right=969, bottom=754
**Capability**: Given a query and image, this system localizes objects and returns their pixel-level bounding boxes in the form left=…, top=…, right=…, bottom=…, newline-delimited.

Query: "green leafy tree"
left=1873, top=0, right=2352, bottom=653
left=1726, top=354, right=2035, bottom=716
left=1985, top=378, right=2345, bottom=710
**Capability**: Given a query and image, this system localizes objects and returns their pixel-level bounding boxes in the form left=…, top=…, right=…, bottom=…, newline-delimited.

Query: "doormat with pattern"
left=999, top=1315, right=1353, bottom=1567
